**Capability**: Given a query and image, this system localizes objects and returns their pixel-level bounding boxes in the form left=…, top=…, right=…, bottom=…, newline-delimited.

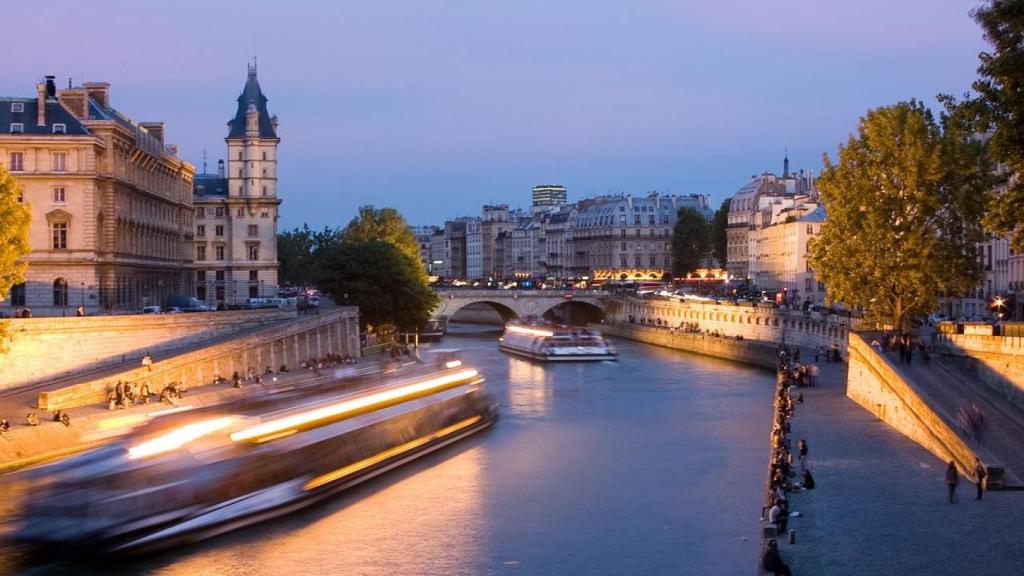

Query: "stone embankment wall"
left=0, top=308, right=297, bottom=390
left=38, top=307, right=361, bottom=411
left=600, top=323, right=778, bottom=369
left=614, top=297, right=854, bottom=352
left=846, top=332, right=979, bottom=477
left=933, top=333, right=1024, bottom=410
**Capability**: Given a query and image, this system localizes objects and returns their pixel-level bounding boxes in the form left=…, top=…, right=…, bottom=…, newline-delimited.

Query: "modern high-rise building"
left=531, top=184, right=567, bottom=210
left=1, top=76, right=195, bottom=316
left=192, top=64, right=281, bottom=306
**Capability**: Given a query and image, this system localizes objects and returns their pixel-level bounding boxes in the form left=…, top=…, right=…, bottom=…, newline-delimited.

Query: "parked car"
left=165, top=295, right=209, bottom=312
left=141, top=305, right=162, bottom=314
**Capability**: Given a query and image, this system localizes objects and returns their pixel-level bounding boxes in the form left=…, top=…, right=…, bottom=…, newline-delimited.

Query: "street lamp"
left=992, top=295, right=1007, bottom=321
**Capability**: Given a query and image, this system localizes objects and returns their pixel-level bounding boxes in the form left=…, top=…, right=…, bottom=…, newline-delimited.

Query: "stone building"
left=192, top=65, right=281, bottom=306
left=747, top=202, right=826, bottom=305
left=572, top=192, right=712, bottom=281
left=726, top=164, right=816, bottom=281
left=1, top=76, right=195, bottom=316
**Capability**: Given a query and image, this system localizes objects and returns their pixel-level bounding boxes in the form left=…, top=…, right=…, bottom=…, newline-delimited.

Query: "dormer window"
left=11, top=103, right=24, bottom=113
left=10, top=123, right=23, bottom=133
left=52, top=123, right=66, bottom=134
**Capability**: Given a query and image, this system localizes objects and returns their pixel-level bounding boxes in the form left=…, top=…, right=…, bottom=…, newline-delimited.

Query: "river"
left=5, top=324, right=775, bottom=575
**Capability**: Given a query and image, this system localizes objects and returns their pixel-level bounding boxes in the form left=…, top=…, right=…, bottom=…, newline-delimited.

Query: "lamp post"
left=992, top=295, right=1006, bottom=321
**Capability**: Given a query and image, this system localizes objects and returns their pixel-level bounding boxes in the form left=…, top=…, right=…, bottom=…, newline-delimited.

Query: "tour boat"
left=13, top=355, right=497, bottom=556
left=498, top=322, right=617, bottom=362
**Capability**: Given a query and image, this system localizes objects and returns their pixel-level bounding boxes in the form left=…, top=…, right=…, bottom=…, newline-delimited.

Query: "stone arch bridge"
left=432, top=290, right=612, bottom=323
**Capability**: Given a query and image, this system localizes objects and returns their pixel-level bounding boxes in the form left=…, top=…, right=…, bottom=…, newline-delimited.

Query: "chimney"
left=166, top=144, right=179, bottom=156
left=36, top=82, right=46, bottom=127
left=82, top=82, right=110, bottom=108
left=217, top=159, right=225, bottom=178
left=139, top=122, right=165, bottom=143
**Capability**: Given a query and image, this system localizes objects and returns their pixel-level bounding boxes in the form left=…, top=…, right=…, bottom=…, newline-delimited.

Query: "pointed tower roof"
left=227, top=63, right=277, bottom=139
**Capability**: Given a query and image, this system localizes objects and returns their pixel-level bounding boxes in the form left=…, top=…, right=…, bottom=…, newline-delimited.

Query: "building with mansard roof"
left=0, top=76, right=195, bottom=316
left=192, top=64, right=281, bottom=306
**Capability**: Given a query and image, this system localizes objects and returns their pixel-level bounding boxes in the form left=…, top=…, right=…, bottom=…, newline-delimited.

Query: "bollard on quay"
left=788, top=529, right=796, bottom=544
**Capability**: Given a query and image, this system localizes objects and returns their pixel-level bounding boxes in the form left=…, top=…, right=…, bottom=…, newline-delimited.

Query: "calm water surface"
left=5, top=325, right=775, bottom=575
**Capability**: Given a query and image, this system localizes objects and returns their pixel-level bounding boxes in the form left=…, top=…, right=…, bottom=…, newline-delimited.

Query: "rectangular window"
left=805, top=277, right=813, bottom=291
left=238, top=151, right=243, bottom=160
left=196, top=245, right=206, bottom=260
left=620, top=255, right=628, bottom=267
left=215, top=207, right=225, bottom=217
left=215, top=245, right=225, bottom=261
left=52, top=123, right=66, bottom=134
left=237, top=207, right=244, bottom=217
left=237, top=169, right=242, bottom=178
left=249, top=270, right=258, bottom=281
left=52, top=222, right=67, bottom=249
left=237, top=186, right=243, bottom=195
left=262, top=152, right=267, bottom=160
left=196, top=207, right=206, bottom=218
left=53, top=152, right=66, bottom=172
left=10, top=282, right=25, bottom=306
left=215, top=225, right=224, bottom=237
left=261, top=186, right=268, bottom=196
left=249, top=285, right=259, bottom=298
left=197, top=271, right=206, bottom=282
left=806, top=225, right=813, bottom=235
left=196, top=225, right=206, bottom=237
left=10, top=123, right=23, bottom=133
left=53, top=187, right=65, bottom=203
left=215, top=270, right=225, bottom=281
left=634, top=255, right=642, bottom=267
left=247, top=224, right=258, bottom=237
left=248, top=245, right=259, bottom=260
left=649, top=255, right=657, bottom=267
left=648, top=215, right=655, bottom=225
left=10, top=102, right=23, bottom=113
left=634, top=229, right=641, bottom=237
left=261, top=209, right=269, bottom=219
left=621, top=242, right=626, bottom=251
left=9, top=152, right=23, bottom=171
left=634, top=215, right=641, bottom=225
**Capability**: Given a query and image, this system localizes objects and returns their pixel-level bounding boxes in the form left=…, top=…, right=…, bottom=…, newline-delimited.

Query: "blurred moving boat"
left=498, top=322, right=617, bottom=362
left=13, top=354, right=496, bottom=555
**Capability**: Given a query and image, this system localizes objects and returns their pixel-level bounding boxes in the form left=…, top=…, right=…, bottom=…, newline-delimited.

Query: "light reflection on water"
left=3, top=324, right=776, bottom=575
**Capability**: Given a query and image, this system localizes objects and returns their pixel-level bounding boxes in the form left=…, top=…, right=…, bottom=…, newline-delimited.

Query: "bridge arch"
left=540, top=300, right=606, bottom=324
left=446, top=300, right=519, bottom=323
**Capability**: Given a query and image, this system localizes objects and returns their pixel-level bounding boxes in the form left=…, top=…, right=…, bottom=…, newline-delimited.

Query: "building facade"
left=1, top=76, right=195, bottom=316
left=747, top=203, right=826, bottom=305
left=192, top=65, right=281, bottom=307
left=531, top=184, right=567, bottom=212
left=572, top=192, right=712, bottom=281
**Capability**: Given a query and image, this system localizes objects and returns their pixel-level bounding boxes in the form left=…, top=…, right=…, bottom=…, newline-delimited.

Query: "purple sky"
left=3, top=1, right=988, bottom=229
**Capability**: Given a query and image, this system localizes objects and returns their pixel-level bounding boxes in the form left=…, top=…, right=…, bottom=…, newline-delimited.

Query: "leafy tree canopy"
left=807, top=100, right=993, bottom=330
left=710, top=197, right=730, bottom=268
left=314, top=240, right=438, bottom=332
left=0, top=165, right=31, bottom=350
left=277, top=224, right=341, bottom=287
left=342, top=206, right=422, bottom=268
left=671, top=207, right=710, bottom=277
left=940, top=0, right=1024, bottom=250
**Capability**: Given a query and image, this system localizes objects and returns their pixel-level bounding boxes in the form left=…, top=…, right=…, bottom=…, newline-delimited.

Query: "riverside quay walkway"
left=779, top=351, right=1024, bottom=575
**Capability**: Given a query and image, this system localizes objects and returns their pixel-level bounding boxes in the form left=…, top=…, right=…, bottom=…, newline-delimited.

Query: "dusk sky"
left=3, top=1, right=988, bottom=230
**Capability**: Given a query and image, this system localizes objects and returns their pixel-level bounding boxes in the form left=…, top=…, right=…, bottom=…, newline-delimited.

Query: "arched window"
left=53, top=278, right=68, bottom=307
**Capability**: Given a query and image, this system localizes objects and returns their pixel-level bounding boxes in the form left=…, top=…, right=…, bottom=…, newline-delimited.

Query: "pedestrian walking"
left=973, top=457, right=987, bottom=501
left=946, top=460, right=960, bottom=503
left=142, top=352, right=153, bottom=372
left=76, top=305, right=85, bottom=317
left=798, top=439, right=808, bottom=461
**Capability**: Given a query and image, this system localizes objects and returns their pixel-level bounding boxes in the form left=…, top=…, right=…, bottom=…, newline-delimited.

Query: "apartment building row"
left=416, top=188, right=714, bottom=282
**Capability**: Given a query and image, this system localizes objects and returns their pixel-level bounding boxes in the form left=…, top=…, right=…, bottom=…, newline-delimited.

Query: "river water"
left=5, top=325, right=775, bottom=575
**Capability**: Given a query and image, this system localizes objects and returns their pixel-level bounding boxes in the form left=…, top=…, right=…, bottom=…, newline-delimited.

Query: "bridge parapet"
left=431, top=289, right=609, bottom=320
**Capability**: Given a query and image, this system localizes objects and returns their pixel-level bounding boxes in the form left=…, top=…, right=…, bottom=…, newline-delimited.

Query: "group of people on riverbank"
left=762, top=346, right=820, bottom=576
left=0, top=411, right=70, bottom=435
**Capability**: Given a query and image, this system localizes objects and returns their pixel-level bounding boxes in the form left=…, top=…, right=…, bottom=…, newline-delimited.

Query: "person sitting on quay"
left=264, top=366, right=275, bottom=375
left=232, top=371, right=242, bottom=388
left=140, top=382, right=151, bottom=404
left=0, top=419, right=10, bottom=433
left=107, top=391, right=118, bottom=411
left=60, top=412, right=72, bottom=427
left=52, top=410, right=62, bottom=422
left=279, top=364, right=289, bottom=373
left=762, top=539, right=793, bottom=576
left=26, top=412, right=39, bottom=426
left=800, top=468, right=815, bottom=490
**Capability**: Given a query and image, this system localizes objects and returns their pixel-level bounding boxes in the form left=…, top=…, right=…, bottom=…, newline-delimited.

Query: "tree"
left=671, top=207, right=710, bottom=277
left=941, top=0, right=1024, bottom=251
left=0, top=165, right=31, bottom=350
left=314, top=240, right=439, bottom=332
left=341, top=206, right=422, bottom=268
left=709, top=198, right=730, bottom=268
left=277, top=224, right=341, bottom=287
left=807, top=101, right=993, bottom=331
